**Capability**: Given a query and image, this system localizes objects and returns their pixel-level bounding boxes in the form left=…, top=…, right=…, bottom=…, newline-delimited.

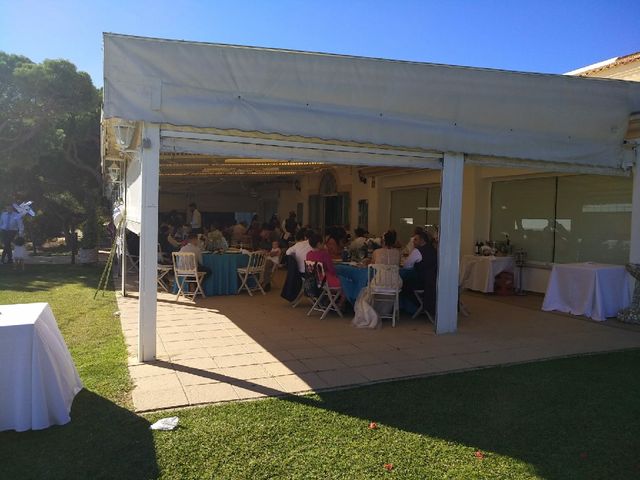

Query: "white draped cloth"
left=0, top=303, right=83, bottom=432
left=459, top=255, right=515, bottom=293
left=542, top=263, right=631, bottom=321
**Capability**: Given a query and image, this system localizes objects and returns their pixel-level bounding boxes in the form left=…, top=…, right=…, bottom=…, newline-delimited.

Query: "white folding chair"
left=411, top=289, right=435, bottom=324
left=126, top=250, right=139, bottom=273
left=237, top=251, right=267, bottom=296
left=412, top=287, right=468, bottom=323
left=368, top=264, right=401, bottom=327
left=305, top=260, right=343, bottom=320
left=172, top=252, right=206, bottom=301
left=157, top=264, right=173, bottom=292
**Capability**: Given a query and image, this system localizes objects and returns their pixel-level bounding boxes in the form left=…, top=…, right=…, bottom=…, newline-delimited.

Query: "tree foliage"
left=0, top=51, right=103, bottom=248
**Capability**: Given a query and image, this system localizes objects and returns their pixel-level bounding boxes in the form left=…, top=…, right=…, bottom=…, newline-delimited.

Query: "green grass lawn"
left=1, top=265, right=639, bottom=479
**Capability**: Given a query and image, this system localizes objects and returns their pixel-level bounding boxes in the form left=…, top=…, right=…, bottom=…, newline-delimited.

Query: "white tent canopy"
left=102, top=33, right=640, bottom=362
left=104, top=33, right=640, bottom=169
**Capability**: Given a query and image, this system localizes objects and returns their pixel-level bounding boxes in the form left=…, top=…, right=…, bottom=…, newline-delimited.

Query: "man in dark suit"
left=403, top=230, right=438, bottom=316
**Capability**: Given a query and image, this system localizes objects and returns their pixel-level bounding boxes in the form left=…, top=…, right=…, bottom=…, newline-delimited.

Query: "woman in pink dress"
left=306, top=233, right=341, bottom=289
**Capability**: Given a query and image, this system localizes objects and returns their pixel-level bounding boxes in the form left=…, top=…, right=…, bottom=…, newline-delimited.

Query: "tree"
left=0, top=52, right=103, bottom=254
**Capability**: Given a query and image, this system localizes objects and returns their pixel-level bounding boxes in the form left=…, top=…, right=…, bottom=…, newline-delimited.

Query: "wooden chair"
left=237, top=251, right=267, bottom=296
left=367, top=264, right=401, bottom=327
left=305, top=260, right=343, bottom=320
left=171, top=252, right=206, bottom=301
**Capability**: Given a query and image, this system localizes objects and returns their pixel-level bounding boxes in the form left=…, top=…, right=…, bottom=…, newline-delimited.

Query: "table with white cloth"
left=0, top=303, right=83, bottom=432
left=459, top=255, right=515, bottom=293
left=542, top=263, right=631, bottom=321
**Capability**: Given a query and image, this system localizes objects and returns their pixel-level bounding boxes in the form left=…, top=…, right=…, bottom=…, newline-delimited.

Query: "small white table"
left=460, top=255, right=515, bottom=293
left=0, top=303, right=83, bottom=432
left=542, top=263, right=631, bottom=321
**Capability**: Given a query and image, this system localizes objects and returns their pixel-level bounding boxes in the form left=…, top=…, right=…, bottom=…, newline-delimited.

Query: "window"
left=490, top=177, right=556, bottom=262
left=390, top=186, right=440, bottom=243
left=490, top=175, right=632, bottom=264
left=357, top=200, right=368, bottom=230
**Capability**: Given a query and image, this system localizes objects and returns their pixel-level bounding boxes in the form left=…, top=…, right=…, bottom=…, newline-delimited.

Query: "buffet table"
left=459, top=255, right=515, bottom=293
left=542, top=263, right=630, bottom=321
left=0, top=303, right=83, bottom=432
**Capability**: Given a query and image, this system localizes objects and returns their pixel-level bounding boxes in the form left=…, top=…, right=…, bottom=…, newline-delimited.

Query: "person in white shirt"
left=349, top=227, right=368, bottom=255
left=189, top=203, right=202, bottom=234
left=179, top=233, right=211, bottom=279
left=403, top=235, right=423, bottom=269
left=12, top=236, right=26, bottom=271
left=285, top=229, right=313, bottom=274
left=1, top=204, right=21, bottom=264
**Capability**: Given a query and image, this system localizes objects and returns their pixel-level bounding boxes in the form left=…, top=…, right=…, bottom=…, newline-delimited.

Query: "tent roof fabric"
left=103, top=33, right=640, bottom=169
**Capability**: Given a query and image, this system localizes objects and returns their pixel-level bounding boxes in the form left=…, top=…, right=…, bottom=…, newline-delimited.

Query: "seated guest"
left=174, top=224, right=191, bottom=243
left=158, top=225, right=180, bottom=257
left=268, top=241, right=282, bottom=266
left=404, top=226, right=425, bottom=256
left=179, top=233, right=211, bottom=280
left=285, top=229, right=312, bottom=274
left=231, top=221, right=247, bottom=244
left=207, top=225, right=228, bottom=250
left=325, top=227, right=345, bottom=258
left=372, top=230, right=401, bottom=266
left=280, top=229, right=311, bottom=302
left=402, top=231, right=437, bottom=315
left=349, top=227, right=368, bottom=256
left=306, top=233, right=342, bottom=289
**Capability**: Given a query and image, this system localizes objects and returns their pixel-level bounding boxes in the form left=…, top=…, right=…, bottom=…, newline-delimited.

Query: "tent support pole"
left=138, top=123, right=160, bottom=362
left=121, top=159, right=127, bottom=297
left=436, top=152, right=464, bottom=334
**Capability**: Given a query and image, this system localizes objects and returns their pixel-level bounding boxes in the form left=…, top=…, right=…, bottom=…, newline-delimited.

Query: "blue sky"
left=1, top=0, right=638, bottom=87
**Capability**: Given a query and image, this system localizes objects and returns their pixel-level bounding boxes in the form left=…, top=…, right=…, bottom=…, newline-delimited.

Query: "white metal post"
left=630, top=144, right=640, bottom=264
left=121, top=158, right=127, bottom=296
left=436, top=152, right=465, bottom=334
left=138, top=123, right=160, bottom=362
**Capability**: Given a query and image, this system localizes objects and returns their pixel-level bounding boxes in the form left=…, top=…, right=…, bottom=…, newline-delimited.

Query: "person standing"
left=1, top=205, right=21, bottom=264
left=284, top=211, right=298, bottom=241
left=189, top=203, right=202, bottom=234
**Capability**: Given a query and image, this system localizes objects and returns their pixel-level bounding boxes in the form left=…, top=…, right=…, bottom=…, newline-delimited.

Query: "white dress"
left=13, top=245, right=27, bottom=260
left=352, top=248, right=402, bottom=329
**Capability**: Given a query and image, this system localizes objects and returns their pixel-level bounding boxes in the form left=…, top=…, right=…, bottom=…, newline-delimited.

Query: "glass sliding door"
left=555, top=175, right=631, bottom=264
left=390, top=187, right=444, bottom=244
left=490, top=177, right=556, bottom=263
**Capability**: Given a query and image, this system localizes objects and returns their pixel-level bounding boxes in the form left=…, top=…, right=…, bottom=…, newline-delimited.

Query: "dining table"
left=201, top=251, right=250, bottom=296
left=459, top=254, right=515, bottom=293
left=334, top=263, right=417, bottom=314
left=0, top=303, right=83, bottom=432
left=542, top=262, right=631, bottom=321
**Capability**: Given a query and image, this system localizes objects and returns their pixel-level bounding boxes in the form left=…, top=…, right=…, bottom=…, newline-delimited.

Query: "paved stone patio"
left=117, top=277, right=640, bottom=412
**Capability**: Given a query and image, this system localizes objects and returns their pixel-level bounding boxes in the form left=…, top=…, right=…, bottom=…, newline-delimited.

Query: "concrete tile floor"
left=117, top=281, right=640, bottom=412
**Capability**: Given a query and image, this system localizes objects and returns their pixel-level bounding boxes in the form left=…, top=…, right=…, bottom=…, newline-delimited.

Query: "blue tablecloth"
left=335, top=264, right=368, bottom=304
left=202, top=252, right=249, bottom=296
left=335, top=263, right=418, bottom=314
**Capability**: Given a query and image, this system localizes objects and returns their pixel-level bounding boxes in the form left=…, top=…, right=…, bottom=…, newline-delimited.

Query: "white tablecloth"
left=459, top=255, right=515, bottom=293
left=542, top=263, right=631, bottom=321
left=0, top=303, right=83, bottom=432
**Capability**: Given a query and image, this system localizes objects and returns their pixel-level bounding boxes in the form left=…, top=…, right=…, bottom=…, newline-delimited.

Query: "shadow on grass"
left=150, top=351, right=640, bottom=478
left=304, top=351, right=640, bottom=479
left=0, top=390, right=159, bottom=480
left=0, top=264, right=105, bottom=292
